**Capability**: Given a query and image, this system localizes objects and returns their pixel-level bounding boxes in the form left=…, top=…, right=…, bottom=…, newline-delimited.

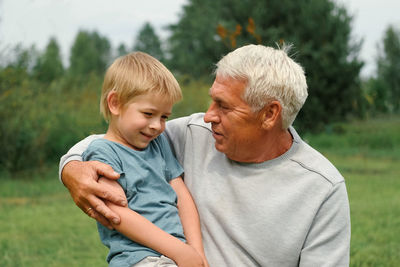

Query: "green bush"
left=0, top=69, right=106, bottom=174
left=303, top=115, right=400, bottom=158
left=173, top=76, right=211, bottom=118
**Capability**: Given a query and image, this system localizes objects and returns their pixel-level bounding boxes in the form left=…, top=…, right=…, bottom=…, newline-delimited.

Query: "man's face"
left=204, top=75, right=264, bottom=161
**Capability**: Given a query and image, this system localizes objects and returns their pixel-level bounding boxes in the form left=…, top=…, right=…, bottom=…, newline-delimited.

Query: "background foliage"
left=366, top=25, right=400, bottom=113
left=0, top=0, right=398, bottom=173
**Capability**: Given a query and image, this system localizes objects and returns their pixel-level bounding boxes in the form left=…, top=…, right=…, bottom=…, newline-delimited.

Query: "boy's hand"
left=201, top=256, right=210, bottom=267
left=61, top=160, right=126, bottom=229
left=174, top=244, right=205, bottom=267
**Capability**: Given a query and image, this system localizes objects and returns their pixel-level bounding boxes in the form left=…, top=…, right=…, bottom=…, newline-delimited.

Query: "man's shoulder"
left=290, top=130, right=344, bottom=185
left=187, top=113, right=211, bottom=129
left=168, top=113, right=211, bottom=131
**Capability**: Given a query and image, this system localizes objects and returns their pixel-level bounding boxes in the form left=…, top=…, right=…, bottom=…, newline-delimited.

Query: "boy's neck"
left=104, top=127, right=122, bottom=144
left=104, top=125, right=144, bottom=151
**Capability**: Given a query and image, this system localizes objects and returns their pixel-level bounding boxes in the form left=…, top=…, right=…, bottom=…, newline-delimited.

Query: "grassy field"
left=0, top=168, right=108, bottom=266
left=1, top=116, right=399, bottom=266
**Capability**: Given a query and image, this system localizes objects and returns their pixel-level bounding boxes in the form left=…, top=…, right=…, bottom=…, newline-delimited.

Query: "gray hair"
left=215, top=44, right=308, bottom=129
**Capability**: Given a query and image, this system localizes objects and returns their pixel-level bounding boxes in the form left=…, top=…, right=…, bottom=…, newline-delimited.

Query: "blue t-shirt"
left=82, top=134, right=185, bottom=267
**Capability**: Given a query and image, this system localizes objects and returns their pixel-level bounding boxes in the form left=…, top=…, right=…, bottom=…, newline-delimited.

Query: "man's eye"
left=216, top=101, right=229, bottom=110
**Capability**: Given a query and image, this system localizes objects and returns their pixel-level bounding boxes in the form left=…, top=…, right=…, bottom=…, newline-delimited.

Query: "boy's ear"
left=260, top=100, right=282, bottom=130
left=107, top=90, right=121, bottom=115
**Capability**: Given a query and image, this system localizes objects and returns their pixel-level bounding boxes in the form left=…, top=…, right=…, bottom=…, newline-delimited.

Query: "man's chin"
left=214, top=142, right=226, bottom=153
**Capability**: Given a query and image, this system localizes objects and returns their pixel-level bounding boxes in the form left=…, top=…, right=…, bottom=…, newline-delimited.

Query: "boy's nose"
left=149, top=119, right=162, bottom=131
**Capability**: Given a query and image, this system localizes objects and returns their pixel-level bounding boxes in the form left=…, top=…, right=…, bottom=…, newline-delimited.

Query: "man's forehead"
left=209, top=76, right=246, bottom=94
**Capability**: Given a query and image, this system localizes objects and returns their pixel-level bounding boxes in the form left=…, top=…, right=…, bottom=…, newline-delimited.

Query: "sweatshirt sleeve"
left=299, top=181, right=351, bottom=267
left=58, top=134, right=105, bottom=183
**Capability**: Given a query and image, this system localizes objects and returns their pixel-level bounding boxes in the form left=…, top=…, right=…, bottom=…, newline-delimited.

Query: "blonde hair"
left=100, top=52, right=182, bottom=121
left=215, top=44, right=308, bottom=129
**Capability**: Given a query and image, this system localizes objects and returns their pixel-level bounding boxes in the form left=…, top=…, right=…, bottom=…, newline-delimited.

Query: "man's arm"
left=59, top=134, right=104, bottom=182
left=300, top=182, right=351, bottom=267
left=100, top=178, right=205, bottom=267
left=59, top=135, right=126, bottom=229
left=170, top=177, right=209, bottom=267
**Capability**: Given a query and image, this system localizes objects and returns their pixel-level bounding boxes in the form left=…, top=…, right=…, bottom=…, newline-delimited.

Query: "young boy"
left=82, top=52, right=207, bottom=267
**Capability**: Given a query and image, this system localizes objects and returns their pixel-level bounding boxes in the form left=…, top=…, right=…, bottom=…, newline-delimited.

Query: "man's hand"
left=61, top=160, right=127, bottom=229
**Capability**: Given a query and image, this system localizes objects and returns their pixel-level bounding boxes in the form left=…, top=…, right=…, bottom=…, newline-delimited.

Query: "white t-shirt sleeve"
left=58, top=134, right=104, bottom=183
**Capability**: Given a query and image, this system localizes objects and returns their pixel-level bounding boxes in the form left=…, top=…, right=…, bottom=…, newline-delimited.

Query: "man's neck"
left=230, top=129, right=293, bottom=163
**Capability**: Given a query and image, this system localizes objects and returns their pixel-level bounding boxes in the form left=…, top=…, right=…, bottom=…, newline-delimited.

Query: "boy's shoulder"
left=86, top=138, right=114, bottom=151
left=84, top=138, right=133, bottom=163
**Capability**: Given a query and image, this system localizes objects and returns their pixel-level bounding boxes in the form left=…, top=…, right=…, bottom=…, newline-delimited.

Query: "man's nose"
left=204, top=102, right=219, bottom=123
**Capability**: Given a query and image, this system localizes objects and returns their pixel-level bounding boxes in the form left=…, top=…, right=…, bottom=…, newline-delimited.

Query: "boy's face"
left=110, top=92, right=173, bottom=150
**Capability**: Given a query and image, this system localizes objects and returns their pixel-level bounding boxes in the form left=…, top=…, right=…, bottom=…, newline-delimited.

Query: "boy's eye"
left=161, top=115, right=169, bottom=120
left=143, top=112, right=152, bottom=116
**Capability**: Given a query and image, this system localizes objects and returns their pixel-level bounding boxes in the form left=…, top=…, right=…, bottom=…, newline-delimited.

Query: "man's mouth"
left=211, top=127, right=224, bottom=140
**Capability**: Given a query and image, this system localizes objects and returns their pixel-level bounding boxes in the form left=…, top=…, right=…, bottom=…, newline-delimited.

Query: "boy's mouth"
left=141, top=132, right=156, bottom=139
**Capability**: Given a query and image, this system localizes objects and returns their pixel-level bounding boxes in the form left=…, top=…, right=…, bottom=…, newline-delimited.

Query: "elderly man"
left=60, top=44, right=350, bottom=266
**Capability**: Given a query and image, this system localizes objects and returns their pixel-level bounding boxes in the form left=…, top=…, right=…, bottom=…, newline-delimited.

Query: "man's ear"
left=260, top=100, right=282, bottom=130
left=107, top=90, right=121, bottom=115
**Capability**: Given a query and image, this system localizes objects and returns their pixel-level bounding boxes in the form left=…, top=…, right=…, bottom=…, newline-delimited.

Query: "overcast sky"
left=1, top=0, right=399, bottom=77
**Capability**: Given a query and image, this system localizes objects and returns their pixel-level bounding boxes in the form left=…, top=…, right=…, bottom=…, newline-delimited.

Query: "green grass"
left=1, top=116, right=399, bottom=266
left=0, top=167, right=108, bottom=267
left=324, top=154, right=400, bottom=266
left=304, top=116, right=400, bottom=266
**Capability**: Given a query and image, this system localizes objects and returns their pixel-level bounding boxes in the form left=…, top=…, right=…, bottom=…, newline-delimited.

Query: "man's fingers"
left=87, top=194, right=121, bottom=225
left=95, top=177, right=127, bottom=207
left=86, top=207, right=114, bottom=230
left=85, top=207, right=93, bottom=214
left=90, top=161, right=120, bottom=180
left=77, top=198, right=116, bottom=229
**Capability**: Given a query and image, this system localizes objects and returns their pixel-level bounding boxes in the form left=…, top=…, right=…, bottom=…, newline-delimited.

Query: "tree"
left=33, top=37, right=64, bottom=83
left=69, top=30, right=111, bottom=76
left=167, top=0, right=225, bottom=76
left=167, top=0, right=363, bottom=131
left=133, top=22, right=164, bottom=61
left=4, top=44, right=38, bottom=71
left=373, top=25, right=400, bottom=112
left=117, top=43, right=129, bottom=57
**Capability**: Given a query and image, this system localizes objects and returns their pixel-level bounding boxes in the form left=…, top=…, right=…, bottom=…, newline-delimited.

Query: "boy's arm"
left=100, top=178, right=205, bottom=267
left=170, top=177, right=209, bottom=267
